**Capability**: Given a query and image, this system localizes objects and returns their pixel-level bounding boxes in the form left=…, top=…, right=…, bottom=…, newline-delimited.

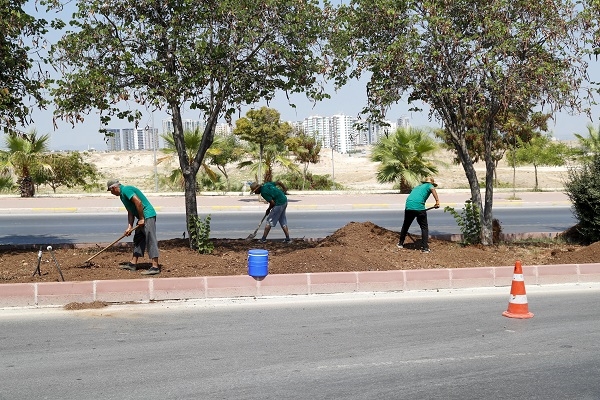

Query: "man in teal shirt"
left=107, top=179, right=161, bottom=275
left=250, top=181, right=291, bottom=243
left=397, top=177, right=440, bottom=253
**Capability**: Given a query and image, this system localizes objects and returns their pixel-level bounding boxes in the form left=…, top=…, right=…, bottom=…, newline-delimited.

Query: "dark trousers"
left=398, top=209, right=429, bottom=250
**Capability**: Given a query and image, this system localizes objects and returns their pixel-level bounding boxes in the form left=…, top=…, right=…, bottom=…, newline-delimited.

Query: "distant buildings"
left=105, top=114, right=409, bottom=154
left=300, top=114, right=403, bottom=153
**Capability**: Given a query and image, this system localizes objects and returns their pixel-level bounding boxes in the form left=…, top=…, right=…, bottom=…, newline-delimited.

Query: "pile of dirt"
left=1, top=221, right=597, bottom=284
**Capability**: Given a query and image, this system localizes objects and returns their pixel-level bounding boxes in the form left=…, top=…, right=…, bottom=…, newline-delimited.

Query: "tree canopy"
left=0, top=0, right=49, bottom=132
left=48, top=0, right=330, bottom=245
left=330, top=0, right=593, bottom=244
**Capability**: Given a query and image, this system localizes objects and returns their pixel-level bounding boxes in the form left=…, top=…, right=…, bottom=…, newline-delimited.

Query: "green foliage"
left=33, top=152, right=101, bottom=193
left=234, top=107, right=294, bottom=182
left=444, top=200, right=481, bottom=245
left=1, top=130, right=50, bottom=197
left=277, top=171, right=342, bottom=191
left=0, top=171, right=14, bottom=193
left=286, top=130, right=322, bottom=190
left=370, top=127, right=439, bottom=193
left=238, top=142, right=299, bottom=183
left=564, top=154, right=600, bottom=244
left=188, top=214, right=214, bottom=254
left=574, top=123, right=600, bottom=160
left=160, top=128, right=219, bottom=189
left=206, top=135, right=247, bottom=191
left=0, top=0, right=49, bottom=131
left=332, top=0, right=592, bottom=245
left=509, top=135, right=572, bottom=191
left=48, top=0, right=330, bottom=248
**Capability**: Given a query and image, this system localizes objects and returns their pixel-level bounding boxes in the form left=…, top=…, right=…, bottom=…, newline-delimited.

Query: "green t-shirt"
left=405, top=183, right=434, bottom=211
left=119, top=185, right=156, bottom=219
left=260, top=182, right=287, bottom=206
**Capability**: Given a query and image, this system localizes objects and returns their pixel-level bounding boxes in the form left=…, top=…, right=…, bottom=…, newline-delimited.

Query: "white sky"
left=13, top=1, right=600, bottom=151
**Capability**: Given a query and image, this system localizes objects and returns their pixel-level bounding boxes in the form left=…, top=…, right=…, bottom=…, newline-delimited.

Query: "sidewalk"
left=1, top=189, right=589, bottom=310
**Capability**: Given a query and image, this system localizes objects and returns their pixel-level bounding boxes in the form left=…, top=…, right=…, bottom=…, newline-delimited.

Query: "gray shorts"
left=266, top=203, right=287, bottom=227
left=133, top=217, right=159, bottom=259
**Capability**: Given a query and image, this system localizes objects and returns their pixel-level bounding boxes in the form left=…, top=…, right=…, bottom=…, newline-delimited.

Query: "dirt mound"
left=0, top=221, right=597, bottom=284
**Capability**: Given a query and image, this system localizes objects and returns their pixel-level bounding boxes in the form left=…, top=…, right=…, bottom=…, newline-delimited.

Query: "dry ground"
left=1, top=222, right=597, bottom=284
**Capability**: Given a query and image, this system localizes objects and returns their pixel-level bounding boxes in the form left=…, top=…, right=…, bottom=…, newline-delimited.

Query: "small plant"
left=444, top=199, right=481, bottom=245
left=188, top=214, right=214, bottom=254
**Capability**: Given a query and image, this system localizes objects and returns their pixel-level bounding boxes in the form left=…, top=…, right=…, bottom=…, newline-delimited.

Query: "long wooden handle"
left=85, top=225, right=139, bottom=263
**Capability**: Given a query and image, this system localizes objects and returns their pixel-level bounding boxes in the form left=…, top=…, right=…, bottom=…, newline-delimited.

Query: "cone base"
left=502, top=310, right=534, bottom=319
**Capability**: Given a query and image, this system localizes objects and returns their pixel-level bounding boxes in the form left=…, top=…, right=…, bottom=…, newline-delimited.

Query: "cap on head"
left=421, top=177, right=438, bottom=187
left=249, top=182, right=260, bottom=193
left=107, top=179, right=120, bottom=191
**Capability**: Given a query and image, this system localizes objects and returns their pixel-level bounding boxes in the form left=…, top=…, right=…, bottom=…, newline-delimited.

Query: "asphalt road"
left=2, top=285, right=600, bottom=399
left=0, top=207, right=576, bottom=245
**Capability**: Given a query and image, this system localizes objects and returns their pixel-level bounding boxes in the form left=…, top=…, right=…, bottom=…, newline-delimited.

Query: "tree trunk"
left=482, top=120, right=498, bottom=245
left=19, top=176, right=35, bottom=198
left=399, top=177, right=412, bottom=194
left=451, top=134, right=488, bottom=244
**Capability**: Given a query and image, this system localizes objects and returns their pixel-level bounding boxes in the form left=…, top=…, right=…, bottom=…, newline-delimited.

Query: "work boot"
left=119, top=262, right=137, bottom=271
left=141, top=267, right=160, bottom=275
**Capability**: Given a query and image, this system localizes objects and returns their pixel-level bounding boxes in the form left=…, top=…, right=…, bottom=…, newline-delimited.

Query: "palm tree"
left=370, top=127, right=439, bottom=193
left=574, top=123, right=600, bottom=159
left=1, top=129, right=50, bottom=197
left=238, top=142, right=300, bottom=183
left=205, top=135, right=247, bottom=191
left=160, top=128, right=219, bottom=190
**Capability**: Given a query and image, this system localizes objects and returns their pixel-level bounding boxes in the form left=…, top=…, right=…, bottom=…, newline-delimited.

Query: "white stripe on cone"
left=508, top=294, right=529, bottom=304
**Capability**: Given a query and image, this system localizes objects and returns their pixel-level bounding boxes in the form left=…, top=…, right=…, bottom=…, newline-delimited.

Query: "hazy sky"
left=13, top=2, right=600, bottom=151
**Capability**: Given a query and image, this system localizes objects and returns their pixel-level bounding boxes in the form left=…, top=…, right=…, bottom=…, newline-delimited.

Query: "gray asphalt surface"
left=2, top=284, right=599, bottom=400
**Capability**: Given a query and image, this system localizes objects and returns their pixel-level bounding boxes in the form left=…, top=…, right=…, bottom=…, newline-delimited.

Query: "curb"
left=2, top=263, right=600, bottom=309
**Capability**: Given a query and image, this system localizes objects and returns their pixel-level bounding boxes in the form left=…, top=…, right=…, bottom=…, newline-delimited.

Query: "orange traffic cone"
left=502, top=261, right=534, bottom=319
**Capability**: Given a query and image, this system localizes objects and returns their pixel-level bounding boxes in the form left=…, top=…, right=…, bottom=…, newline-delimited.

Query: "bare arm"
left=131, top=195, right=145, bottom=225
left=431, top=188, right=440, bottom=208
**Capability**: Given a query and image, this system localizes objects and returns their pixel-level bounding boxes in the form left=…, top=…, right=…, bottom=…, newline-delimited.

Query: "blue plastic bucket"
left=248, top=249, right=269, bottom=278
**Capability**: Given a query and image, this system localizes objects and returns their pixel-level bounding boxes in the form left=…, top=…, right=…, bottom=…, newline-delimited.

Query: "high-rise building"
left=122, top=128, right=135, bottom=151
left=302, top=115, right=331, bottom=148
left=329, top=114, right=358, bottom=153
left=104, top=128, right=122, bottom=151
left=397, top=115, right=410, bottom=129
left=145, top=127, right=159, bottom=150
left=162, top=119, right=204, bottom=135
left=215, top=123, right=232, bottom=136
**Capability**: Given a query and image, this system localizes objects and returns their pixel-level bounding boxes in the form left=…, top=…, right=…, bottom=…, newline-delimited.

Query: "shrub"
left=444, top=199, right=481, bottom=245
left=564, top=155, right=600, bottom=244
left=188, top=214, right=214, bottom=254
left=277, top=172, right=344, bottom=191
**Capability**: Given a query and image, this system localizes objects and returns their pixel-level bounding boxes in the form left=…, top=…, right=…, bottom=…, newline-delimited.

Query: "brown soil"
left=1, top=222, right=598, bottom=284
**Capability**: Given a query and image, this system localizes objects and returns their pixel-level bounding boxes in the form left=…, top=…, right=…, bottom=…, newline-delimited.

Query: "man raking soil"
left=397, top=177, right=440, bottom=253
left=249, top=181, right=291, bottom=243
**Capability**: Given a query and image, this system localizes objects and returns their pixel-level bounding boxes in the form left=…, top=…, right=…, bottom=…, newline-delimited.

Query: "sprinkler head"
left=47, top=245, right=53, bottom=251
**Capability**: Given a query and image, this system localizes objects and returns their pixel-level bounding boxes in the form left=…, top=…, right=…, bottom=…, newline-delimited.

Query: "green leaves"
left=444, top=200, right=481, bottom=245
left=188, top=214, right=214, bottom=254
left=370, top=127, right=439, bottom=192
left=0, top=0, right=49, bottom=131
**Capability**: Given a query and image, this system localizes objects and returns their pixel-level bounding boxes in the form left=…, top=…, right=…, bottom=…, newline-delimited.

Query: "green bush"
left=564, top=155, right=600, bottom=244
left=277, top=172, right=344, bottom=191
left=188, top=214, right=214, bottom=254
left=444, top=199, right=481, bottom=245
